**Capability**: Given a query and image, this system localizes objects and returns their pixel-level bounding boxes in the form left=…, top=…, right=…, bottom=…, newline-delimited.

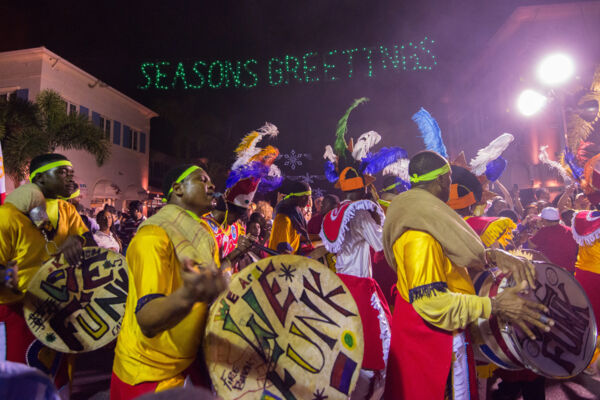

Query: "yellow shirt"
left=268, top=213, right=300, bottom=254
left=0, top=200, right=88, bottom=304
left=393, top=230, right=491, bottom=331
left=113, top=225, right=216, bottom=385
left=575, top=241, right=600, bottom=274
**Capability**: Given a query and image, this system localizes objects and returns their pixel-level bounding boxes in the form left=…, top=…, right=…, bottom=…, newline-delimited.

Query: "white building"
left=0, top=47, right=158, bottom=211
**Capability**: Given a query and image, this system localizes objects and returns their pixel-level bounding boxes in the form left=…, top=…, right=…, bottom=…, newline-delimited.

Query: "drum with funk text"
left=204, top=255, right=364, bottom=400
left=23, top=247, right=128, bottom=353
left=470, top=261, right=597, bottom=378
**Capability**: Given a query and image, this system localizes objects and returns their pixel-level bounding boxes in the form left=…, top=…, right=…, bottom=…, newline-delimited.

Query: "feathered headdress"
left=225, top=123, right=283, bottom=208
left=324, top=98, right=407, bottom=192
left=412, top=108, right=448, bottom=158
left=538, top=145, right=571, bottom=183
left=469, top=133, right=514, bottom=176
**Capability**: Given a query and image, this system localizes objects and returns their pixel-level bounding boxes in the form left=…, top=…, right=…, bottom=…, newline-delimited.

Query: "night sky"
left=0, top=0, right=584, bottom=189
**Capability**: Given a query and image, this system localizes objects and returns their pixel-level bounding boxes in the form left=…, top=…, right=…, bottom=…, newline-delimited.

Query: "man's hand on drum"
left=181, top=259, right=228, bottom=304
left=57, top=235, right=85, bottom=266
left=0, top=261, right=19, bottom=291
left=236, top=236, right=253, bottom=254
left=491, top=281, right=554, bottom=340
left=487, top=249, right=536, bottom=292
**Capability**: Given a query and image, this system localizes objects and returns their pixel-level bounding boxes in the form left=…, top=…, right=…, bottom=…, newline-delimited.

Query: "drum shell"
left=470, top=262, right=598, bottom=379
left=23, top=247, right=129, bottom=353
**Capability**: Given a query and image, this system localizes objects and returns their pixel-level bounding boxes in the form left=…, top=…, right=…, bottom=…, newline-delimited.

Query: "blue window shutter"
left=123, top=125, right=132, bottom=148
left=113, top=121, right=121, bottom=145
left=79, top=105, right=89, bottom=117
left=91, top=111, right=100, bottom=126
left=140, top=132, right=146, bottom=153
left=15, top=89, right=28, bottom=100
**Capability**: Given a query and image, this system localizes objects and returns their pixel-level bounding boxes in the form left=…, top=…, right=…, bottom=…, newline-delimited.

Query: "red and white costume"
left=320, top=199, right=392, bottom=400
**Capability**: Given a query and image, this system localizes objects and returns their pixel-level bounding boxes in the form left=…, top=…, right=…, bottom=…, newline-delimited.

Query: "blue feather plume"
left=564, top=148, right=583, bottom=181
left=225, top=162, right=269, bottom=188
left=360, top=147, right=409, bottom=175
left=324, top=160, right=338, bottom=183
left=412, top=108, right=448, bottom=158
left=485, top=157, right=507, bottom=182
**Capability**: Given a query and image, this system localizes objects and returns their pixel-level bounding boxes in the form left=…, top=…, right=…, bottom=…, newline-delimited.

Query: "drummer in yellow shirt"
left=111, top=164, right=227, bottom=400
left=269, top=180, right=313, bottom=255
left=0, top=153, right=89, bottom=390
left=383, top=151, right=554, bottom=400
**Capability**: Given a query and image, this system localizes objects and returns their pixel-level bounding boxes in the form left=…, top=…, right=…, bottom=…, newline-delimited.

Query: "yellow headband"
left=409, top=163, right=450, bottom=183
left=29, top=160, right=73, bottom=182
left=58, top=188, right=81, bottom=201
left=163, top=165, right=202, bottom=202
left=283, top=191, right=311, bottom=200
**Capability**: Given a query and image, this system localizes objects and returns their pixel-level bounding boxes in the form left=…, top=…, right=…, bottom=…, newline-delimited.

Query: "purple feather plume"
left=565, top=148, right=583, bottom=181
left=485, top=157, right=507, bottom=182
left=226, top=161, right=269, bottom=188
left=324, top=160, right=338, bottom=183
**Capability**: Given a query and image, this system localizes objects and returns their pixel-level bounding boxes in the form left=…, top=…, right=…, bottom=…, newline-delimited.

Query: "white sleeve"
left=351, top=210, right=383, bottom=252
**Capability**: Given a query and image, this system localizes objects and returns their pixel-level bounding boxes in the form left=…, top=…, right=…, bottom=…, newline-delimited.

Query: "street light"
left=517, top=89, right=547, bottom=116
left=537, top=53, right=574, bottom=86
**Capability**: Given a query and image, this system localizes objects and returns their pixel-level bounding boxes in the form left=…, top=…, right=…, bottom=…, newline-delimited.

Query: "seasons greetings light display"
left=138, top=37, right=437, bottom=90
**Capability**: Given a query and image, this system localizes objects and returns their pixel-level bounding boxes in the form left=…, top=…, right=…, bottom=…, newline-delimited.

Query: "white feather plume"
left=232, top=122, right=279, bottom=170
left=469, top=133, right=514, bottom=175
left=538, top=145, right=571, bottom=183
left=382, top=158, right=410, bottom=182
left=352, top=131, right=381, bottom=160
left=323, top=145, right=337, bottom=163
left=268, top=164, right=281, bottom=177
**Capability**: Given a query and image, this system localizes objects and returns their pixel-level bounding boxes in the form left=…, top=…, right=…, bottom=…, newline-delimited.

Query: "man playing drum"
left=110, top=164, right=227, bottom=400
left=382, top=151, right=554, bottom=400
left=0, top=153, right=91, bottom=391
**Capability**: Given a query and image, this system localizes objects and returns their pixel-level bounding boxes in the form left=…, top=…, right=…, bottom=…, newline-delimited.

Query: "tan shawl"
left=383, top=188, right=486, bottom=271
left=139, top=204, right=216, bottom=265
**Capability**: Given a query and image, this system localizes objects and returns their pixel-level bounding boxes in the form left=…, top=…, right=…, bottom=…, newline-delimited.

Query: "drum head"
left=509, top=262, right=598, bottom=378
left=23, top=247, right=128, bottom=353
left=204, top=255, right=364, bottom=400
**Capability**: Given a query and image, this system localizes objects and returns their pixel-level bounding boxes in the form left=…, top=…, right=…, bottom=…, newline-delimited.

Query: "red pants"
left=0, top=302, right=68, bottom=389
left=110, top=372, right=160, bottom=400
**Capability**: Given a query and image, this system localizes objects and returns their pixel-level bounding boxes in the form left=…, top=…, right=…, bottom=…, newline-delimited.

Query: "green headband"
left=382, top=181, right=403, bottom=193
left=409, top=163, right=450, bottom=183
left=163, top=165, right=202, bottom=202
left=283, top=191, right=312, bottom=200
left=29, top=160, right=73, bottom=182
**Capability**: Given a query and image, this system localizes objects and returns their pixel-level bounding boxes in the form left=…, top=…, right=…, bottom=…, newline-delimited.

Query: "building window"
left=0, top=91, right=16, bottom=101
left=98, top=116, right=111, bottom=141
left=132, top=130, right=138, bottom=151
left=68, top=102, right=78, bottom=115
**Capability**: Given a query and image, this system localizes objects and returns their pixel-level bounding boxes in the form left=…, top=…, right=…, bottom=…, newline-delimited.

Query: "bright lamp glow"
left=517, top=89, right=547, bottom=116
left=537, top=53, right=574, bottom=85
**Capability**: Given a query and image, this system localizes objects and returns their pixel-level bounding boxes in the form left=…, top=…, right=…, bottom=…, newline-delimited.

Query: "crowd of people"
left=1, top=101, right=599, bottom=400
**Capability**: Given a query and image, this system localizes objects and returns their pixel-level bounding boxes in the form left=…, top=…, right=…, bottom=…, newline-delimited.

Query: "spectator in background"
left=561, top=209, right=575, bottom=227
left=529, top=207, right=578, bottom=274
left=313, top=196, right=324, bottom=215
left=255, top=200, right=273, bottom=225
left=94, top=210, right=121, bottom=253
left=523, top=202, right=540, bottom=218
left=486, top=196, right=508, bottom=217
left=498, top=208, right=520, bottom=224
left=307, top=194, right=340, bottom=234
left=118, top=200, right=146, bottom=254
left=534, top=187, right=551, bottom=203
left=574, top=192, right=591, bottom=210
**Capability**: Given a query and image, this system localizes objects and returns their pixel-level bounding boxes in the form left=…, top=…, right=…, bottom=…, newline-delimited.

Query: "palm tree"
left=0, top=89, right=110, bottom=183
